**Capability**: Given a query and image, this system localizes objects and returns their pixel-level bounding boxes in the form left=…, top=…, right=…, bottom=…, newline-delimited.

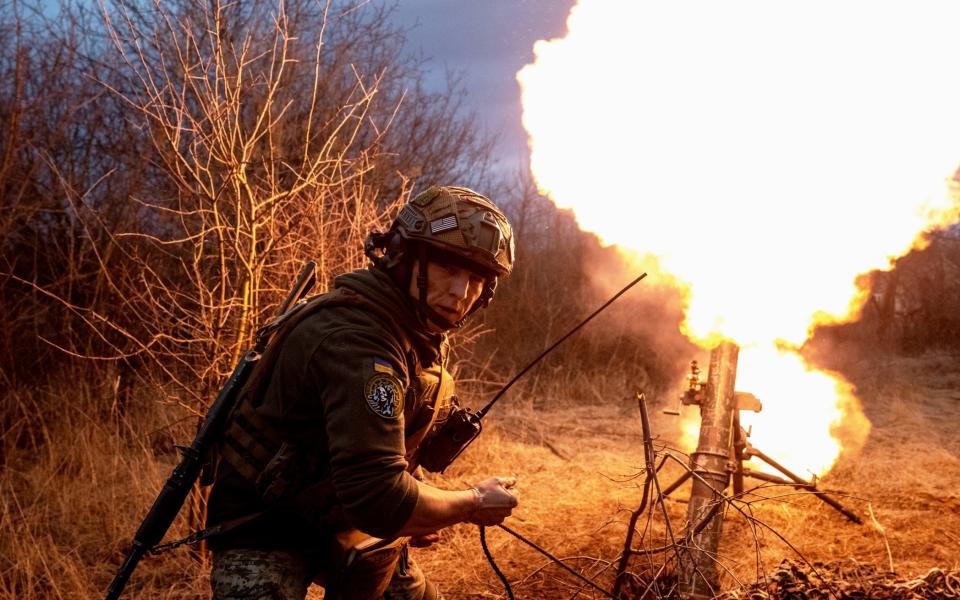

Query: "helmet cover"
left=392, top=186, right=514, bottom=278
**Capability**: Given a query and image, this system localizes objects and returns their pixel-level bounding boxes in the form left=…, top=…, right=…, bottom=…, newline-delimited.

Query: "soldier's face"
left=409, top=258, right=486, bottom=328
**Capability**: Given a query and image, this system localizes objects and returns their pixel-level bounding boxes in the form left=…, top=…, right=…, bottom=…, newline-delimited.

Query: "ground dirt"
left=406, top=350, right=960, bottom=599
left=7, top=351, right=958, bottom=599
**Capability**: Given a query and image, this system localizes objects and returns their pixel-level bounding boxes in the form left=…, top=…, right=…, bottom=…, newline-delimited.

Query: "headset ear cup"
left=378, top=232, right=407, bottom=271
left=364, top=231, right=388, bottom=264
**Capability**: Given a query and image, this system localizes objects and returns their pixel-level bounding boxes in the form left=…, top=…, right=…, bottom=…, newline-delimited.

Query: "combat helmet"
left=365, top=185, right=515, bottom=328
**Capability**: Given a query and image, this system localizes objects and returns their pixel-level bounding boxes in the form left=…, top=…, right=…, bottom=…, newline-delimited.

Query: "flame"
left=519, top=1, right=960, bottom=476
left=736, top=346, right=868, bottom=477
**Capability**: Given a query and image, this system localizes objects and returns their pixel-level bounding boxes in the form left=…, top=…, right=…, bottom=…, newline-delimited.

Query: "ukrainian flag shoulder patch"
left=373, top=357, right=396, bottom=375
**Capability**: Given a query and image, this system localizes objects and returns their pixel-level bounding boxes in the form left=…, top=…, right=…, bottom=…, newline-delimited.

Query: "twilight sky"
left=390, top=0, right=576, bottom=174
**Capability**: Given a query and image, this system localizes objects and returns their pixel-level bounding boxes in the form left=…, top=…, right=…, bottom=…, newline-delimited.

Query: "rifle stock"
left=104, top=262, right=316, bottom=600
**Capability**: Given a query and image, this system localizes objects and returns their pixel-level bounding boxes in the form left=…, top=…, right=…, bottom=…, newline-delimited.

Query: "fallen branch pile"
left=718, top=559, right=960, bottom=600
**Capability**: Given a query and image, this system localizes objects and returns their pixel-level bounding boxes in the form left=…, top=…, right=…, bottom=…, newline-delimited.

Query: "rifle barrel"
left=276, top=261, right=317, bottom=317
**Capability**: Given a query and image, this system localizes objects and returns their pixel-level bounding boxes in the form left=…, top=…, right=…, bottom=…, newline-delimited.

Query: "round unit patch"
left=365, top=373, right=404, bottom=419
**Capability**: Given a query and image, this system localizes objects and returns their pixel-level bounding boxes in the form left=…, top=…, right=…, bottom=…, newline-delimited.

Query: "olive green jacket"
left=207, top=267, right=454, bottom=551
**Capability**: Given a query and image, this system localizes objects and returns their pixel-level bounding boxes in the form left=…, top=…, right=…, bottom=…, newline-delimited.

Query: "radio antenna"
left=475, top=272, right=647, bottom=419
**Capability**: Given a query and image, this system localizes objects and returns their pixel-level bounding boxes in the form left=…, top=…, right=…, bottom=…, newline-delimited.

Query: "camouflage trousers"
left=210, top=545, right=441, bottom=600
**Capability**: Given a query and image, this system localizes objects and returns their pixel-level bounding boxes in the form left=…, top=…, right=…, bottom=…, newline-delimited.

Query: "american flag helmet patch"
left=429, top=214, right=458, bottom=234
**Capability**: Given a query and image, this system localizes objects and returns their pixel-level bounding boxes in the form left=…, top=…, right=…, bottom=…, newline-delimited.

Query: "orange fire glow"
left=518, top=1, right=960, bottom=476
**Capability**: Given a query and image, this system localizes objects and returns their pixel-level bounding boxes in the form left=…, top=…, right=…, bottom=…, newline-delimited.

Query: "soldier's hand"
left=409, top=532, right=441, bottom=548
left=466, top=477, right=518, bottom=526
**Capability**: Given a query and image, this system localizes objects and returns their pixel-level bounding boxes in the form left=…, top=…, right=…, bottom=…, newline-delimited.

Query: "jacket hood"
left=334, top=267, right=444, bottom=365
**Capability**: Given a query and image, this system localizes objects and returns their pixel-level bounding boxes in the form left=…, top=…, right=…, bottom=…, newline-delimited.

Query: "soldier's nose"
left=449, top=273, right=470, bottom=299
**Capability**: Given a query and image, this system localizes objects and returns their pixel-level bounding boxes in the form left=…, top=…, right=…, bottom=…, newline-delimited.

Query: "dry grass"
left=420, top=349, right=960, bottom=598
left=1, top=375, right=208, bottom=599
left=2, top=350, right=958, bottom=599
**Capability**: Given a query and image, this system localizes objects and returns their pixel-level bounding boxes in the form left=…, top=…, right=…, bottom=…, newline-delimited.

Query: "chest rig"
left=214, top=287, right=455, bottom=507
left=403, top=353, right=456, bottom=466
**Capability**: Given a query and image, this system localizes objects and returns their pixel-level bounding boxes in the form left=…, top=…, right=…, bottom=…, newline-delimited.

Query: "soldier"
left=206, top=186, right=519, bottom=600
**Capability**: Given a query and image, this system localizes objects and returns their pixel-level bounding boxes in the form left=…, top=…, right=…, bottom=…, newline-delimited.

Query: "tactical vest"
left=214, top=287, right=456, bottom=518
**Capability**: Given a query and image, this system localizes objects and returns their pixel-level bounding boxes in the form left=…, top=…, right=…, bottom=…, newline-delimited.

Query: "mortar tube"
left=678, top=341, right=739, bottom=600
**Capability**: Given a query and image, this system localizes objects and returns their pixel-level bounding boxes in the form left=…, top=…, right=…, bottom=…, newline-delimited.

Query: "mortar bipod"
left=660, top=359, right=862, bottom=524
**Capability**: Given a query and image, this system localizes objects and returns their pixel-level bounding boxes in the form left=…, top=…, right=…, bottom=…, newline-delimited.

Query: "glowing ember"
left=519, top=1, right=960, bottom=476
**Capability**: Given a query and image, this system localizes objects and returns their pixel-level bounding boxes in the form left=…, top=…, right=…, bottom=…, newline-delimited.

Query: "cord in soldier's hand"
left=467, top=477, right=518, bottom=526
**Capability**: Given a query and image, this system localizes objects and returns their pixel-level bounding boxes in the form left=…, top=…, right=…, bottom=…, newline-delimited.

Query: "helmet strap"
left=415, top=243, right=460, bottom=331
left=417, top=242, right=429, bottom=319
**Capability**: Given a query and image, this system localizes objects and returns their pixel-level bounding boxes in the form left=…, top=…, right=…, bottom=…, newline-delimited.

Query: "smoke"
left=580, top=242, right=700, bottom=401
